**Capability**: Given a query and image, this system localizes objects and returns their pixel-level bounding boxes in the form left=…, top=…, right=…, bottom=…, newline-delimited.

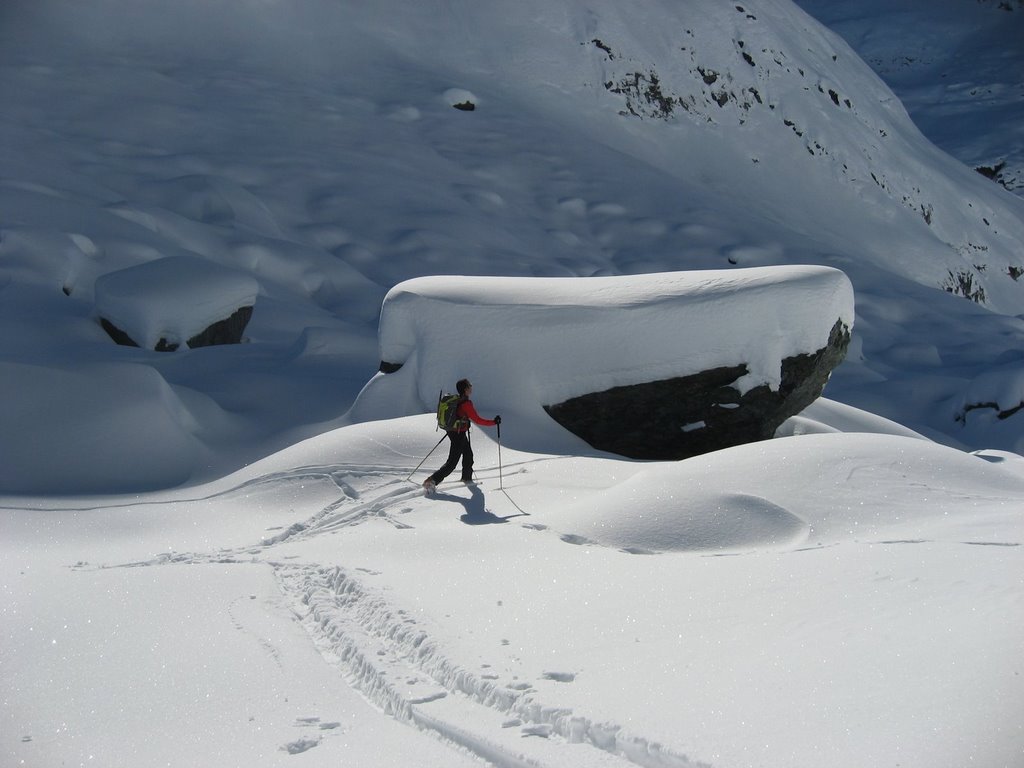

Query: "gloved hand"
left=494, top=415, right=502, bottom=425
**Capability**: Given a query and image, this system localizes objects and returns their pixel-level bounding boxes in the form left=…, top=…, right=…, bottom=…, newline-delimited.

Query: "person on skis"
left=423, top=379, right=500, bottom=492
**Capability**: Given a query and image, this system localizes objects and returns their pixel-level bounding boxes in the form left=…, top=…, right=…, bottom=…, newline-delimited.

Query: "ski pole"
left=406, top=434, right=446, bottom=482
left=496, top=421, right=503, bottom=491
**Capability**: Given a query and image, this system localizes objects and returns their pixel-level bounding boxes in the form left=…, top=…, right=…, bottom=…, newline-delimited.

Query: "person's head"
left=456, top=378, right=472, bottom=397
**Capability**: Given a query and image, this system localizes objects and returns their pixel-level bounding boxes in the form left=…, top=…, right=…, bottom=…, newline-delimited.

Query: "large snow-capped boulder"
left=350, top=266, right=854, bottom=459
left=95, top=256, right=259, bottom=352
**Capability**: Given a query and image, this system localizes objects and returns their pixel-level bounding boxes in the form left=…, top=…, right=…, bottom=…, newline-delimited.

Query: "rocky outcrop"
left=101, top=306, right=253, bottom=352
left=544, top=319, right=850, bottom=460
left=94, top=255, right=258, bottom=352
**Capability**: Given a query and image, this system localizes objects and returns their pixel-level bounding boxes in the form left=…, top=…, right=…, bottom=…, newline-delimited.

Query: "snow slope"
left=795, top=0, right=1024, bottom=195
left=4, top=415, right=1021, bottom=767
left=1, top=1, right=1023, bottom=767
left=1, top=0, right=1024, bottom=491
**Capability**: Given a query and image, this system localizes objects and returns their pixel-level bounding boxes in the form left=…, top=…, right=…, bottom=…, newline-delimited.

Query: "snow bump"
left=564, top=474, right=809, bottom=554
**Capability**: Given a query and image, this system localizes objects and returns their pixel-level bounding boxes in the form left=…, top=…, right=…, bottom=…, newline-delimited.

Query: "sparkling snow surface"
left=1, top=1, right=1022, bottom=767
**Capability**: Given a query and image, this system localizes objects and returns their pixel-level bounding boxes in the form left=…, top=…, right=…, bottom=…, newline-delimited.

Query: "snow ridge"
left=277, top=564, right=710, bottom=768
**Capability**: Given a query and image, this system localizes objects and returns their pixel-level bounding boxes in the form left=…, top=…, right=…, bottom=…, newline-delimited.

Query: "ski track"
left=94, top=462, right=1018, bottom=767
left=274, top=563, right=710, bottom=768
left=260, top=478, right=423, bottom=545
left=259, top=462, right=537, bottom=546
left=94, top=464, right=711, bottom=768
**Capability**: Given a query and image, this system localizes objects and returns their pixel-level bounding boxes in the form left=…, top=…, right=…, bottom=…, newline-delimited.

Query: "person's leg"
left=428, top=433, right=461, bottom=485
left=459, top=433, right=474, bottom=483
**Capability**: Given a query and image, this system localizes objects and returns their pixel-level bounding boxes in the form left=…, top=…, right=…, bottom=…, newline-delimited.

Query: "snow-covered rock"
left=94, top=256, right=258, bottom=351
left=546, top=317, right=849, bottom=459
left=352, top=266, right=854, bottom=458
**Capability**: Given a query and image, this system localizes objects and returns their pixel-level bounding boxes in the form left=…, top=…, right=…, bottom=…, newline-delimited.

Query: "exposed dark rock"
left=976, top=161, right=1005, bottom=180
left=452, top=101, right=476, bottom=111
left=185, top=305, right=253, bottom=348
left=544, top=319, right=851, bottom=460
left=941, top=269, right=986, bottom=303
left=101, top=318, right=140, bottom=348
left=101, top=305, right=253, bottom=352
left=698, top=67, right=718, bottom=85
left=956, top=400, right=1024, bottom=423
left=379, top=360, right=403, bottom=374
left=605, top=70, right=678, bottom=119
left=974, top=160, right=1019, bottom=190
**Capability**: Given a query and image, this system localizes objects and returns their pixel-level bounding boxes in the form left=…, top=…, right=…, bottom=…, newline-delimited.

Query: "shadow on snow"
left=433, top=484, right=529, bottom=525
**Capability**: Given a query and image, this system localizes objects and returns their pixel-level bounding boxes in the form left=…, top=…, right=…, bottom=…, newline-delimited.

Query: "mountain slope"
left=1, top=0, right=1023, bottom=492
left=795, top=0, right=1024, bottom=197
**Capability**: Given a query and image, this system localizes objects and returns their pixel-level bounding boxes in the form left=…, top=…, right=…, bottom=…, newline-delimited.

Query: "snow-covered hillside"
left=795, top=0, right=1024, bottom=196
left=1, top=2, right=1023, bottom=767
left=2, top=0, right=1024, bottom=491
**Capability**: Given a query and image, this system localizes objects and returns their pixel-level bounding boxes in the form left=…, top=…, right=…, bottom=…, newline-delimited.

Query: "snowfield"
left=1, top=0, right=1023, bottom=766
left=5, top=415, right=1022, bottom=767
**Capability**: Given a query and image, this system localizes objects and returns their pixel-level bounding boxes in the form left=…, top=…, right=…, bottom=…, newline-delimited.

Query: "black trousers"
left=429, top=430, right=473, bottom=484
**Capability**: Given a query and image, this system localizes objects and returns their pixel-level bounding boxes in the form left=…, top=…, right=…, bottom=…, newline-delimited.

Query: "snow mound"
left=565, top=479, right=809, bottom=553
left=538, top=429, right=1024, bottom=556
left=0, top=361, right=200, bottom=494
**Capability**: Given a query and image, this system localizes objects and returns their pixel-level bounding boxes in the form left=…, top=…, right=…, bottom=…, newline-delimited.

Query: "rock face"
left=544, top=319, right=850, bottom=460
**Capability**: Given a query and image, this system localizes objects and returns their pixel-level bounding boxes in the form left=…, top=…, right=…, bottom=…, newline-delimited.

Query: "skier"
left=423, top=379, right=501, bottom=492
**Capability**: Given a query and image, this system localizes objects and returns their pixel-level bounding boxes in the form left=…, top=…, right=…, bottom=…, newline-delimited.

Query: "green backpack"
left=437, top=391, right=464, bottom=432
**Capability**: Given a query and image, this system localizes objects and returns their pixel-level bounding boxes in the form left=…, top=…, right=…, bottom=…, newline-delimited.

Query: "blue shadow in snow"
left=434, top=484, right=526, bottom=525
